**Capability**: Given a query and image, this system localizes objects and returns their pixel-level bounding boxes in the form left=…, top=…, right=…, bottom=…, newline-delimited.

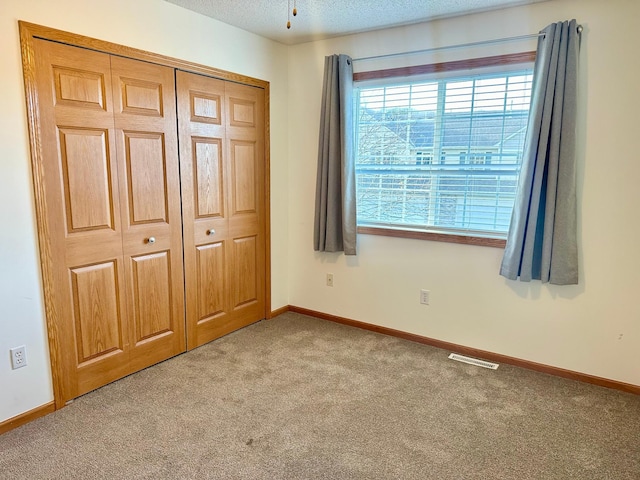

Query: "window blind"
left=355, top=69, right=533, bottom=237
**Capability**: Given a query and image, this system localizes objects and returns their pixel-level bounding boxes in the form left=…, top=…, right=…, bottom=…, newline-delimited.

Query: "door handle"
left=147, top=237, right=156, bottom=244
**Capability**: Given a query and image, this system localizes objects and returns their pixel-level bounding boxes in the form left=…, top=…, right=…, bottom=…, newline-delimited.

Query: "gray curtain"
left=500, top=20, right=580, bottom=284
left=314, top=54, right=357, bottom=255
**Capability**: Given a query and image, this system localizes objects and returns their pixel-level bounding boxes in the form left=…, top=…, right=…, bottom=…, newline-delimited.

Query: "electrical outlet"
left=326, top=273, right=334, bottom=287
left=10, top=345, right=27, bottom=370
left=420, top=289, right=430, bottom=305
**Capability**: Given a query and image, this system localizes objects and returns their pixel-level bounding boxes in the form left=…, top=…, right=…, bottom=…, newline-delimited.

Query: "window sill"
left=357, top=225, right=506, bottom=248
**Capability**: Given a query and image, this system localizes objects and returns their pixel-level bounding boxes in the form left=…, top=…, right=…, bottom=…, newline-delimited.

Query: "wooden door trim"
left=19, top=22, right=269, bottom=89
left=19, top=21, right=272, bottom=410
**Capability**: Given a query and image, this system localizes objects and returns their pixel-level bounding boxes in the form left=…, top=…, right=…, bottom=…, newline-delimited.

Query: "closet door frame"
left=19, top=21, right=272, bottom=410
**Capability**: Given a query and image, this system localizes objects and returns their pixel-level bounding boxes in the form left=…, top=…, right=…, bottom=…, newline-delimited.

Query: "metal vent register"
left=448, top=353, right=499, bottom=370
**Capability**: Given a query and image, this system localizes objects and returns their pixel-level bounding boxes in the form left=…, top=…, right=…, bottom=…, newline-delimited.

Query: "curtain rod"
left=353, top=25, right=583, bottom=62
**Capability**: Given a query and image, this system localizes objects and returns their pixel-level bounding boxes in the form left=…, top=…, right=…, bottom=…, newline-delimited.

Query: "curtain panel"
left=500, top=20, right=580, bottom=285
left=314, top=54, right=357, bottom=255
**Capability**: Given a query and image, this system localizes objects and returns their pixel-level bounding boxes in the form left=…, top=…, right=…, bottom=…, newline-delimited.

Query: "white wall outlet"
left=420, top=289, right=430, bottom=305
left=326, top=273, right=334, bottom=287
left=10, top=345, right=27, bottom=370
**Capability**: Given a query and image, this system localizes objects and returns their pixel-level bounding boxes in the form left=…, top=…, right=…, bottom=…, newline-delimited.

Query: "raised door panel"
left=69, top=257, right=132, bottom=395
left=130, top=251, right=173, bottom=343
left=119, top=77, right=163, bottom=117
left=230, top=141, right=257, bottom=215
left=110, top=56, right=186, bottom=367
left=194, top=138, right=224, bottom=218
left=231, top=235, right=258, bottom=309
left=196, top=242, right=226, bottom=322
left=191, top=91, right=222, bottom=124
left=229, top=97, right=256, bottom=127
left=70, top=261, right=124, bottom=364
left=53, top=66, right=107, bottom=110
left=124, top=132, right=168, bottom=225
left=58, top=128, right=115, bottom=233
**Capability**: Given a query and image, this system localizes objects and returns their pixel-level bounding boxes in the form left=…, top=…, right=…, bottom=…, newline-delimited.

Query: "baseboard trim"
left=269, top=305, right=290, bottom=319
left=0, top=401, right=56, bottom=435
left=287, top=305, right=640, bottom=396
left=3, top=305, right=635, bottom=435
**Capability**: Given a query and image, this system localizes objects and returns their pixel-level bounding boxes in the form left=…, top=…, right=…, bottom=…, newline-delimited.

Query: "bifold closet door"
left=32, top=39, right=185, bottom=402
left=109, top=56, right=186, bottom=373
left=176, top=71, right=266, bottom=349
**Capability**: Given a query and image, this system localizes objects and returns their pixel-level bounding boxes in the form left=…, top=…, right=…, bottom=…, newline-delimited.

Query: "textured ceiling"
left=163, top=0, right=550, bottom=45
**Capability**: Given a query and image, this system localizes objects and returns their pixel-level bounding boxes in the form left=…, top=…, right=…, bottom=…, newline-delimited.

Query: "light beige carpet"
left=1, top=312, right=639, bottom=479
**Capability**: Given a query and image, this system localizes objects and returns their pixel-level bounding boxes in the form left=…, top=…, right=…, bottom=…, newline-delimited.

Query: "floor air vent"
left=448, top=353, right=499, bottom=370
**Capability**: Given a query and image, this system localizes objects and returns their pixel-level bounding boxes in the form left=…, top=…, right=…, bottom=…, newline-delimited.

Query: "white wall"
left=288, top=0, right=640, bottom=386
left=0, top=0, right=289, bottom=423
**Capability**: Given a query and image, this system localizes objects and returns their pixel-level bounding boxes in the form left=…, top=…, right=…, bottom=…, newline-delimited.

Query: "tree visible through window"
left=355, top=67, right=533, bottom=237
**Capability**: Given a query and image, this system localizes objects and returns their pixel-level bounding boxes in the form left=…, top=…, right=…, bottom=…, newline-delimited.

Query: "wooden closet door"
left=225, top=81, right=266, bottom=334
left=110, top=57, right=186, bottom=370
left=32, top=40, right=186, bottom=403
left=177, top=71, right=266, bottom=349
left=32, top=39, right=130, bottom=400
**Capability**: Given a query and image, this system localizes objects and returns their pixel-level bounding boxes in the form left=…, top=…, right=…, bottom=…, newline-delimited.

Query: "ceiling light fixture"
left=287, top=0, right=298, bottom=29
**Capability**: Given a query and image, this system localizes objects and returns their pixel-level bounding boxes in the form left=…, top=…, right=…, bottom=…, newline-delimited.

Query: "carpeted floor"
left=1, top=312, right=639, bottom=479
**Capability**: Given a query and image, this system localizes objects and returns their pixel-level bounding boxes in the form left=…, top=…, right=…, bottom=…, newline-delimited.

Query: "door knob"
left=147, top=237, right=156, bottom=244
left=207, top=229, right=215, bottom=236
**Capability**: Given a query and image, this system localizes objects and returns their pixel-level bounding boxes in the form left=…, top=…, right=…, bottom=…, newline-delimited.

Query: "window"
left=354, top=57, right=534, bottom=242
